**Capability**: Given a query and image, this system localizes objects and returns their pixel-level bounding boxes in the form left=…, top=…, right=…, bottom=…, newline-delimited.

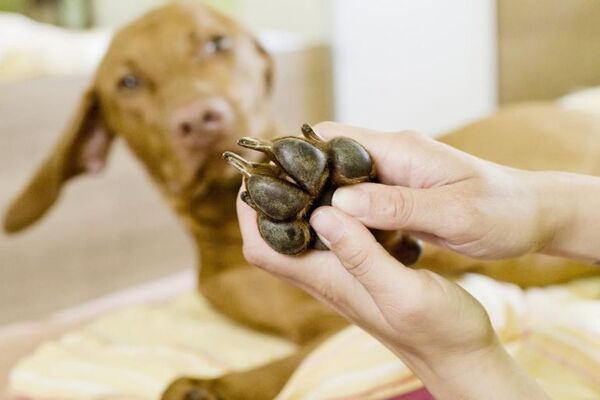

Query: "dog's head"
left=4, top=2, right=274, bottom=233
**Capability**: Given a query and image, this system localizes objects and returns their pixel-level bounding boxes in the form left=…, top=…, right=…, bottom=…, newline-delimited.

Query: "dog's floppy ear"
left=3, top=88, right=114, bottom=233
left=254, top=38, right=274, bottom=93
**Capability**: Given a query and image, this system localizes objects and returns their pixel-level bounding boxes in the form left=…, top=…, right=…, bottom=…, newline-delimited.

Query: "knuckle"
left=343, top=245, right=373, bottom=278
left=386, top=131, right=434, bottom=157
left=313, top=121, right=338, bottom=133
left=398, top=299, right=428, bottom=325
left=380, top=131, right=428, bottom=168
left=371, top=187, right=414, bottom=227
left=396, top=130, right=428, bottom=144
left=393, top=272, right=431, bottom=322
left=447, top=197, right=480, bottom=238
left=316, top=277, right=342, bottom=305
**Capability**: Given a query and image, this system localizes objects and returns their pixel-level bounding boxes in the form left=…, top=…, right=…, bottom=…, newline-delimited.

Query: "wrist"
left=401, top=339, right=503, bottom=388
left=526, top=170, right=573, bottom=254
left=530, top=170, right=600, bottom=261
left=497, top=168, right=565, bottom=255
left=401, top=341, right=549, bottom=400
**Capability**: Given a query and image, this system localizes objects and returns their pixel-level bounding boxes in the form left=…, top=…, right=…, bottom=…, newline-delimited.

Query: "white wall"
left=238, top=0, right=329, bottom=43
left=90, top=0, right=497, bottom=136
left=331, top=0, right=497, bottom=136
left=92, top=0, right=168, bottom=27
left=92, top=0, right=330, bottom=42
left=92, top=0, right=240, bottom=28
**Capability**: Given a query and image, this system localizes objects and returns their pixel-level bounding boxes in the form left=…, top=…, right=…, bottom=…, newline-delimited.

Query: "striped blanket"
left=7, top=274, right=600, bottom=399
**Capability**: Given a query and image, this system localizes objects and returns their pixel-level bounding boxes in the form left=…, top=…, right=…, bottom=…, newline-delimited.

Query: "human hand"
left=313, top=122, right=556, bottom=259
left=236, top=123, right=554, bottom=398
left=238, top=192, right=548, bottom=399
left=239, top=187, right=494, bottom=356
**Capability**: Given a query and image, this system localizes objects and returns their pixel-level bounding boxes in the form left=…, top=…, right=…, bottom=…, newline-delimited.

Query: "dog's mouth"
left=167, top=121, right=236, bottom=187
left=165, top=138, right=242, bottom=201
left=182, top=130, right=221, bottom=150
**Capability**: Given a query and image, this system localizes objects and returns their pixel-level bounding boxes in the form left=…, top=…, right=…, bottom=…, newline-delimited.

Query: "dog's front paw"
left=223, top=123, right=377, bottom=256
left=161, top=377, right=223, bottom=400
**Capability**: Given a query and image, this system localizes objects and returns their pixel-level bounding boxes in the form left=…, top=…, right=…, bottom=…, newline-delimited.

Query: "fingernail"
left=310, top=208, right=345, bottom=246
left=332, top=187, right=368, bottom=217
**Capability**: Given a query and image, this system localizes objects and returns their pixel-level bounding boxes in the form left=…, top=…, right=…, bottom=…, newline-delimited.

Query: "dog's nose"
left=171, top=98, right=233, bottom=147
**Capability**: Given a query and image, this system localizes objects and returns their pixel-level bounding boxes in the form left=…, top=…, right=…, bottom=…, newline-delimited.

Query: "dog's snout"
left=179, top=109, right=223, bottom=136
left=202, top=109, right=223, bottom=125
left=171, top=98, right=233, bottom=148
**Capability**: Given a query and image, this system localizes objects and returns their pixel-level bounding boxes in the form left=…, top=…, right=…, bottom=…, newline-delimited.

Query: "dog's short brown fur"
left=4, top=2, right=600, bottom=399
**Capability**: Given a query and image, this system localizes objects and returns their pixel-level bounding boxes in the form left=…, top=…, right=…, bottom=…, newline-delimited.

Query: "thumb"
left=310, top=206, right=413, bottom=292
left=332, top=182, right=462, bottom=237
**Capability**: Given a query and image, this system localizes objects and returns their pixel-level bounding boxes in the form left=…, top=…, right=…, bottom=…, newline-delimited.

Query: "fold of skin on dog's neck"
left=169, top=128, right=278, bottom=283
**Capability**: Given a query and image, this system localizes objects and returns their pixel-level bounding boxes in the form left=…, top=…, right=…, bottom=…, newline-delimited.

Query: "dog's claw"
left=237, top=136, right=272, bottom=152
left=300, top=123, right=322, bottom=142
left=223, top=151, right=252, bottom=177
left=223, top=151, right=281, bottom=177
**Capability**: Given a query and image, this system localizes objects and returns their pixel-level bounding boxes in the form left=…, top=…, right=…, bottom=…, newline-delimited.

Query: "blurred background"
left=1, top=0, right=599, bottom=326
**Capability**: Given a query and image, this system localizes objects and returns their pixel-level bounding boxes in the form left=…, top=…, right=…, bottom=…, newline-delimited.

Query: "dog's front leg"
left=161, top=335, right=330, bottom=400
left=161, top=266, right=347, bottom=399
left=199, top=266, right=348, bottom=342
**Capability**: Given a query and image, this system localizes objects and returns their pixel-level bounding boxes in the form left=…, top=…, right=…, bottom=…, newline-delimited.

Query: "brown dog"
left=4, top=2, right=600, bottom=399
left=4, top=3, right=348, bottom=399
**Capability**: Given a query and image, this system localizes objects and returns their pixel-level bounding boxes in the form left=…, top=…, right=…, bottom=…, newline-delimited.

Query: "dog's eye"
left=204, top=35, right=232, bottom=55
left=117, top=74, right=141, bottom=90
